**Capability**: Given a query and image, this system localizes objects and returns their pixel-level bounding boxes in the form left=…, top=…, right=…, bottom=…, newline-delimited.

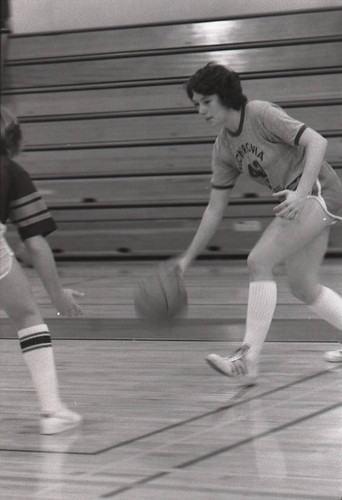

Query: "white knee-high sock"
left=18, top=324, right=62, bottom=414
left=309, top=286, right=342, bottom=331
left=243, top=281, right=277, bottom=360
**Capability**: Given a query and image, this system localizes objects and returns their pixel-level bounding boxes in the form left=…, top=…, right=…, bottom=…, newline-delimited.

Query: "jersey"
left=211, top=100, right=342, bottom=219
left=0, top=155, right=57, bottom=240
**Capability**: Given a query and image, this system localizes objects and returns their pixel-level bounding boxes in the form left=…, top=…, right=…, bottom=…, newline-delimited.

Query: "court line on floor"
left=175, top=400, right=342, bottom=469
left=93, top=366, right=338, bottom=455
left=104, top=478, right=341, bottom=500
left=101, top=400, right=341, bottom=498
left=0, top=367, right=338, bottom=455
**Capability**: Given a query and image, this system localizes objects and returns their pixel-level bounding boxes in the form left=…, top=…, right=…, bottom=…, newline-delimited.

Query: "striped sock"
left=18, top=324, right=62, bottom=414
left=309, top=286, right=342, bottom=331
left=242, top=281, right=277, bottom=361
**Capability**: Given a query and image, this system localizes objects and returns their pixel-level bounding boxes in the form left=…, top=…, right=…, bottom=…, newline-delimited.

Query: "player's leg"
left=207, top=198, right=335, bottom=382
left=286, top=227, right=342, bottom=362
left=1, top=257, right=81, bottom=433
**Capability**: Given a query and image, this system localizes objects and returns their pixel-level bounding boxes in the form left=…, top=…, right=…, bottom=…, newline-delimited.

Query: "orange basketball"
left=134, top=265, right=188, bottom=324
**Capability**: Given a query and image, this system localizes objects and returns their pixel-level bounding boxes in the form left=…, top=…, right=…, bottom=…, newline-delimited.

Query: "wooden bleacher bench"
left=2, top=7, right=342, bottom=257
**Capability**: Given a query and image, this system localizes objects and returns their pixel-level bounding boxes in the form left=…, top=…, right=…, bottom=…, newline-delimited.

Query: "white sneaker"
left=206, top=344, right=257, bottom=385
left=324, top=349, right=342, bottom=363
left=40, top=406, right=82, bottom=435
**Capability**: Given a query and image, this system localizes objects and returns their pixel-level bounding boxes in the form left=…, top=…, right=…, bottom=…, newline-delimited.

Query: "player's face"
left=191, top=92, right=229, bottom=127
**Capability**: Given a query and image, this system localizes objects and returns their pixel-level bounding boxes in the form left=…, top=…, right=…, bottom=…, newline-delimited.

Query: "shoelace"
left=226, top=344, right=250, bottom=375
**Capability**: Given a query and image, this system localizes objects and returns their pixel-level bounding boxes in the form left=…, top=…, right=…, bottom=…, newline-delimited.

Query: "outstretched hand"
left=163, top=256, right=187, bottom=277
left=55, top=288, right=84, bottom=317
left=273, top=190, right=306, bottom=220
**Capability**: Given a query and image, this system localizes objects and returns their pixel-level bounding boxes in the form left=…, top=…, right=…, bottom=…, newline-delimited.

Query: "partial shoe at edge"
left=40, top=406, right=82, bottom=435
left=324, top=349, right=342, bottom=363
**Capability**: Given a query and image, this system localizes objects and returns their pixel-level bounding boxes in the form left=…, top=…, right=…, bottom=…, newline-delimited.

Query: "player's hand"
left=163, top=255, right=187, bottom=277
left=273, top=190, right=306, bottom=220
left=55, top=288, right=84, bottom=317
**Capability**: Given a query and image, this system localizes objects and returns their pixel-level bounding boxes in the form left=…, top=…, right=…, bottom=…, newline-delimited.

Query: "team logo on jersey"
left=235, top=142, right=272, bottom=189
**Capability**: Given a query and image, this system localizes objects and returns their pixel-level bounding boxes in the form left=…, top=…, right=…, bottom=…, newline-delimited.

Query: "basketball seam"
left=161, top=274, right=170, bottom=320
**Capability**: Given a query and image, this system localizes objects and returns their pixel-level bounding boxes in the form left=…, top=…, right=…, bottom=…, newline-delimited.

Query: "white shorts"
left=0, top=223, right=14, bottom=280
left=310, top=179, right=342, bottom=222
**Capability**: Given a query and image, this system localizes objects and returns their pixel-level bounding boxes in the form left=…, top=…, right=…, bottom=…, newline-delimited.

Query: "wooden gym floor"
left=0, top=259, right=341, bottom=499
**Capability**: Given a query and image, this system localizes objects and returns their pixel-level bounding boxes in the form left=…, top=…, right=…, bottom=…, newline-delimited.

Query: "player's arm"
left=295, top=128, right=327, bottom=197
left=177, top=187, right=232, bottom=274
left=23, top=234, right=83, bottom=317
left=274, top=128, right=327, bottom=219
left=8, top=162, right=83, bottom=316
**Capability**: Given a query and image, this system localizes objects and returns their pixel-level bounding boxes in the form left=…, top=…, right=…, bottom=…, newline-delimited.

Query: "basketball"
left=134, top=265, right=188, bottom=324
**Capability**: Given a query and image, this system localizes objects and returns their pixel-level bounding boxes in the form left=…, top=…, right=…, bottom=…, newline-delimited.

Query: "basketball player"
left=175, top=64, right=342, bottom=383
left=1, top=107, right=84, bottom=433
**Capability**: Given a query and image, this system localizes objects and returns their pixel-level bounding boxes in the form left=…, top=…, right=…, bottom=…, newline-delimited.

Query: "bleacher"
left=2, top=7, right=342, bottom=258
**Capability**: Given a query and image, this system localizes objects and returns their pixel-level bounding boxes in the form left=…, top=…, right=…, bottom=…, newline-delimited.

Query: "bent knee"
left=5, top=299, right=41, bottom=329
left=288, top=281, right=321, bottom=304
left=247, top=251, right=273, bottom=280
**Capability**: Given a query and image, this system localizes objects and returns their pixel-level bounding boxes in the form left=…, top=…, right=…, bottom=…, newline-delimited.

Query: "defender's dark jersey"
left=0, top=155, right=56, bottom=240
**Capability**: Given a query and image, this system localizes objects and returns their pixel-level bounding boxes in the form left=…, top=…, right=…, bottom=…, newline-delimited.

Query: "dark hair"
left=0, top=107, right=22, bottom=157
left=186, top=63, right=247, bottom=110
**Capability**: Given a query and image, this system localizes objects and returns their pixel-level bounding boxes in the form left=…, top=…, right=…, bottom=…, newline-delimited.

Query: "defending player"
left=0, top=107, right=84, bottom=433
left=175, top=63, right=342, bottom=383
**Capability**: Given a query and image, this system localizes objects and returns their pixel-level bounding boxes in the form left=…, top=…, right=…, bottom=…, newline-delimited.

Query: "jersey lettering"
left=235, top=142, right=264, bottom=165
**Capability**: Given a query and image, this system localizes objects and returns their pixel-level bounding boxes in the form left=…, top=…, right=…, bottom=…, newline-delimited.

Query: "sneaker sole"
left=206, top=357, right=257, bottom=386
left=41, top=417, right=82, bottom=435
left=206, top=357, right=232, bottom=376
